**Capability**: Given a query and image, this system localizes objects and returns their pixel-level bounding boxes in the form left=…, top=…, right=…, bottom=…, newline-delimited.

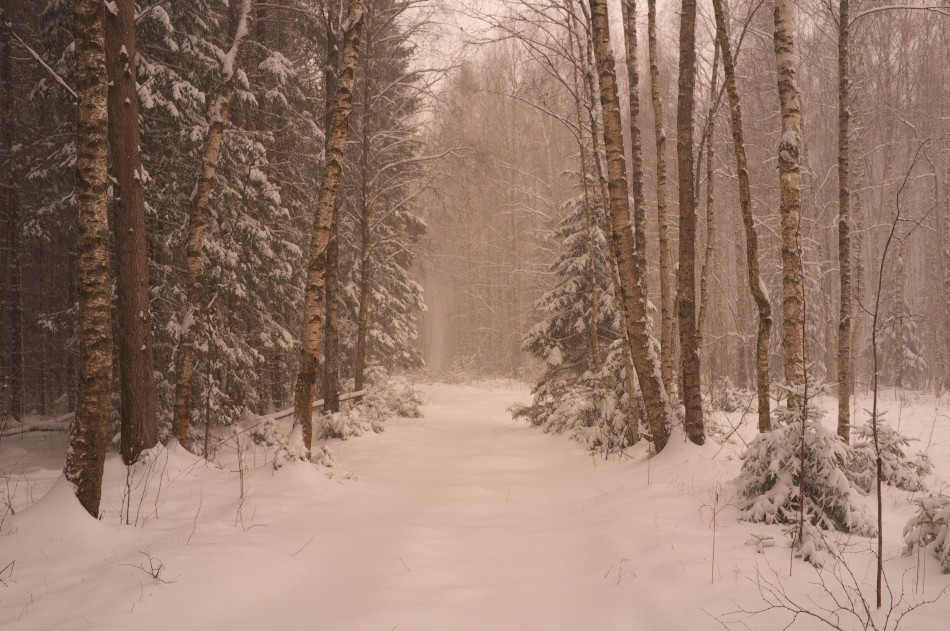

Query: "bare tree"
left=711, top=0, right=772, bottom=432
left=675, top=0, right=704, bottom=444
left=587, top=0, right=672, bottom=451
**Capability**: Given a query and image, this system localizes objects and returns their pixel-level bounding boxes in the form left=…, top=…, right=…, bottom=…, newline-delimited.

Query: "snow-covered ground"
left=0, top=383, right=948, bottom=630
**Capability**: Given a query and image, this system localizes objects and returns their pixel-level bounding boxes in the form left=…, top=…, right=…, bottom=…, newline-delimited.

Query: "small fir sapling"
left=849, top=414, right=933, bottom=493
left=737, top=398, right=876, bottom=537
left=904, top=494, right=950, bottom=573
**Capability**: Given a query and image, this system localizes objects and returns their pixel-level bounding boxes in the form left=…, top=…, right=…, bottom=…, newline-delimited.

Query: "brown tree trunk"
left=587, top=0, right=671, bottom=451
left=353, top=9, right=373, bottom=393
left=172, top=0, right=253, bottom=449
left=65, top=0, right=114, bottom=517
left=105, top=0, right=158, bottom=463
left=0, top=9, right=23, bottom=425
left=836, top=0, right=852, bottom=441
left=675, top=0, right=705, bottom=445
left=293, top=0, right=366, bottom=455
left=773, top=0, right=806, bottom=404
left=646, top=0, right=675, bottom=397
left=712, top=0, right=772, bottom=432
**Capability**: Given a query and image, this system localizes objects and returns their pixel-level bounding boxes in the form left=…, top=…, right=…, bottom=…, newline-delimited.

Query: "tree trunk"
left=773, top=0, right=806, bottom=404
left=712, top=0, right=772, bottom=432
left=675, top=0, right=704, bottom=445
left=697, top=43, right=719, bottom=352
left=65, top=0, right=114, bottom=517
left=570, top=12, right=640, bottom=440
left=646, top=0, right=675, bottom=397
left=293, top=0, right=366, bottom=455
left=835, top=0, right=852, bottom=441
left=587, top=0, right=671, bottom=451
left=0, top=10, right=23, bottom=425
left=323, top=216, right=342, bottom=413
left=172, top=0, right=253, bottom=449
left=105, top=0, right=158, bottom=463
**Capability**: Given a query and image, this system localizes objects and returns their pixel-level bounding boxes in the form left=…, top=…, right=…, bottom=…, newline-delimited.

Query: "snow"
left=1, top=383, right=948, bottom=629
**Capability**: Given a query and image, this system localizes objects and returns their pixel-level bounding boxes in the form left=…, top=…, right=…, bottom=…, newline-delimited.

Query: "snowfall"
left=0, top=382, right=948, bottom=630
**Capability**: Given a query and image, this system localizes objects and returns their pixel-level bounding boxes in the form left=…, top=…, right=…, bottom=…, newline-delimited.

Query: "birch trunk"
left=836, top=0, right=852, bottom=441
left=675, top=0, right=705, bottom=444
left=773, top=0, right=806, bottom=404
left=646, top=0, right=675, bottom=397
left=105, top=0, right=158, bottom=463
left=587, top=0, right=670, bottom=451
left=697, top=44, right=719, bottom=352
left=712, top=0, right=772, bottom=432
left=65, top=0, right=114, bottom=517
left=172, top=0, right=252, bottom=449
left=293, top=0, right=366, bottom=454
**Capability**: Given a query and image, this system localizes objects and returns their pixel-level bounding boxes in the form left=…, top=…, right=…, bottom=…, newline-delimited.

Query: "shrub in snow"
left=738, top=404, right=876, bottom=537
left=848, top=416, right=932, bottom=493
left=709, top=377, right=745, bottom=413
left=318, top=368, right=423, bottom=441
left=903, top=495, right=950, bottom=573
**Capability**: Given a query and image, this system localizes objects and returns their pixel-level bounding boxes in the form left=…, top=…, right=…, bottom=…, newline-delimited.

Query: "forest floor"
left=0, top=382, right=948, bottom=630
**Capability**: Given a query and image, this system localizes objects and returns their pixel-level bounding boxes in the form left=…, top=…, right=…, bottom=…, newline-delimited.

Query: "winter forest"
left=1, top=0, right=949, bottom=628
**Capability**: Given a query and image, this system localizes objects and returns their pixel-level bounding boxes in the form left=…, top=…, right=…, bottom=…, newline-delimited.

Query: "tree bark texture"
left=646, top=0, right=675, bottom=397
left=65, top=0, right=114, bottom=518
left=697, top=43, right=719, bottom=352
left=105, top=0, right=158, bottom=463
left=0, top=9, right=23, bottom=425
left=675, top=0, right=705, bottom=445
left=293, top=0, right=366, bottom=454
left=712, top=0, right=772, bottom=432
left=773, top=0, right=806, bottom=403
left=836, top=0, right=852, bottom=441
left=172, top=0, right=252, bottom=449
left=587, top=0, right=671, bottom=451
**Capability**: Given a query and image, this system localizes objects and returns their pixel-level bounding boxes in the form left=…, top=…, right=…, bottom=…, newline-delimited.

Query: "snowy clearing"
left=1, top=382, right=948, bottom=630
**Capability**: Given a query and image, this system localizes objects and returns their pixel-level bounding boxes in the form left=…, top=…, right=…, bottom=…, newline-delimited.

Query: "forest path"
left=308, top=382, right=645, bottom=630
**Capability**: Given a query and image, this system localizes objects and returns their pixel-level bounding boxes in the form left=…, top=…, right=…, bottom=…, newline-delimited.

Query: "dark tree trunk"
left=836, top=0, right=852, bottom=441
left=105, top=0, right=158, bottom=463
left=675, top=0, right=705, bottom=444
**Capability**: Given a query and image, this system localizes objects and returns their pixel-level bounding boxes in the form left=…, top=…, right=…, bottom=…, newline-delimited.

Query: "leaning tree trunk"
left=570, top=10, right=641, bottom=440
left=646, top=0, right=675, bottom=397
left=773, top=0, right=806, bottom=405
left=712, top=0, right=772, bottom=432
left=587, top=0, right=671, bottom=451
left=0, top=10, right=23, bottom=425
left=675, top=0, right=705, bottom=445
left=65, top=0, right=114, bottom=517
left=105, top=0, right=158, bottom=463
left=292, top=0, right=366, bottom=456
left=172, top=0, right=252, bottom=449
left=835, top=0, right=852, bottom=440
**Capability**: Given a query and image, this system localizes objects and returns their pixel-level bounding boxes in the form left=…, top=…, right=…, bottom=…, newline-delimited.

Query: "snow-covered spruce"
left=903, top=494, right=950, bottom=573
left=737, top=404, right=876, bottom=536
left=515, top=196, right=641, bottom=453
left=848, top=416, right=933, bottom=493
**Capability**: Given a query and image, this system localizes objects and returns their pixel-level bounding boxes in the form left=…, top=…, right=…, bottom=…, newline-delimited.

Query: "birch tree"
left=773, top=0, right=806, bottom=404
left=65, top=0, right=113, bottom=517
left=587, top=0, right=672, bottom=451
left=292, top=0, right=366, bottom=456
left=172, top=0, right=253, bottom=449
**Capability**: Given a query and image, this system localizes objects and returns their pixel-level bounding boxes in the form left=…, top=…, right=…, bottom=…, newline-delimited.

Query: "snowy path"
left=2, top=382, right=949, bottom=630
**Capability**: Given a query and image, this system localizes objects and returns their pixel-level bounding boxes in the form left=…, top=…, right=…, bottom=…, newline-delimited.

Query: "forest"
left=0, top=0, right=949, bottom=629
